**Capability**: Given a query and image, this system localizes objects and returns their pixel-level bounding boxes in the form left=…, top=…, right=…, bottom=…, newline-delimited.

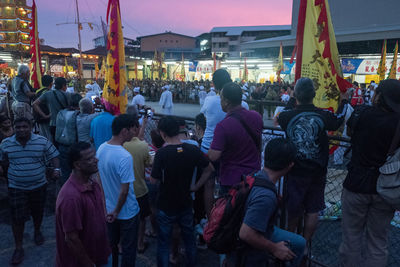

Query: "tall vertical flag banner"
left=276, top=42, right=284, bottom=82
left=377, top=40, right=387, bottom=81
left=100, top=57, right=106, bottom=79
left=151, top=49, right=157, bottom=80
left=242, top=57, right=248, bottom=81
left=134, top=60, right=138, bottom=80
left=180, top=53, right=185, bottom=81
left=213, top=52, right=217, bottom=72
left=95, top=60, right=100, bottom=80
left=295, top=0, right=352, bottom=111
left=103, top=0, right=127, bottom=115
left=388, top=41, right=398, bottom=79
left=64, top=57, right=69, bottom=78
left=29, top=0, right=42, bottom=89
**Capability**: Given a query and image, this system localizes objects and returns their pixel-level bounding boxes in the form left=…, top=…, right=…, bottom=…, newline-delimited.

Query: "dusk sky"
left=32, top=0, right=293, bottom=50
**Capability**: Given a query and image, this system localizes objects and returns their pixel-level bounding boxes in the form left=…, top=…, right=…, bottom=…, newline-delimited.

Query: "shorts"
left=11, top=101, right=33, bottom=121
left=137, top=194, right=151, bottom=219
left=286, top=172, right=326, bottom=217
left=8, top=184, right=47, bottom=224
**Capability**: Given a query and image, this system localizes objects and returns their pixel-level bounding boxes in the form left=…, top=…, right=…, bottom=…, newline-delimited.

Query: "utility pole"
left=75, top=0, right=83, bottom=79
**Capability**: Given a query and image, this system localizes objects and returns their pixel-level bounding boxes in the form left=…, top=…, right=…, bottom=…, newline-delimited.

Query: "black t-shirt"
left=278, top=101, right=346, bottom=175
left=344, top=105, right=400, bottom=194
left=151, top=143, right=209, bottom=214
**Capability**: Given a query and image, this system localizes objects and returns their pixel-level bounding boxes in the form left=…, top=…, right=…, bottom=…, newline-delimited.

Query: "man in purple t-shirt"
left=209, top=82, right=263, bottom=192
left=55, top=142, right=111, bottom=267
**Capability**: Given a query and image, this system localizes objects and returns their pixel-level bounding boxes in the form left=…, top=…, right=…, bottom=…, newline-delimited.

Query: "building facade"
left=210, top=25, right=290, bottom=58
left=139, top=31, right=199, bottom=60
left=0, top=0, right=31, bottom=52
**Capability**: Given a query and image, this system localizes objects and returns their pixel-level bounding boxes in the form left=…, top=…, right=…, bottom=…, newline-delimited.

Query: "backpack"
left=33, top=88, right=50, bottom=124
left=377, top=120, right=400, bottom=209
left=55, top=109, right=79, bottom=145
left=203, top=174, right=278, bottom=254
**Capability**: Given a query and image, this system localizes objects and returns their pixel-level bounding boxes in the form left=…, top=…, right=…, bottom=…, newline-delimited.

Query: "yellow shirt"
left=123, top=137, right=151, bottom=198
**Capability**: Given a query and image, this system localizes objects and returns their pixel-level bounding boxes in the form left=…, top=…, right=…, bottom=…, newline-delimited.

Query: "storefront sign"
left=189, top=61, right=198, bottom=72
left=196, top=63, right=213, bottom=73
left=341, top=58, right=400, bottom=75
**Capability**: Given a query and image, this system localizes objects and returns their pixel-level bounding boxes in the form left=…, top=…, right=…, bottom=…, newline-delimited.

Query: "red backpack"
left=203, top=174, right=278, bottom=254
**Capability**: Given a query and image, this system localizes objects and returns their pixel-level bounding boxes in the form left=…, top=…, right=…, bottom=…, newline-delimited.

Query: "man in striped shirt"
left=0, top=117, right=60, bottom=265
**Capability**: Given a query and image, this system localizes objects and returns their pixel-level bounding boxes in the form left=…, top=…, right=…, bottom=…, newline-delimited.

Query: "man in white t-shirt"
left=97, top=114, right=140, bottom=267
left=131, top=87, right=145, bottom=109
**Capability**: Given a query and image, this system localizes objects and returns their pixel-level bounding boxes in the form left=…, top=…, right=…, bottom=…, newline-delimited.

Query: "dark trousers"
left=107, top=214, right=139, bottom=267
left=157, top=208, right=196, bottom=267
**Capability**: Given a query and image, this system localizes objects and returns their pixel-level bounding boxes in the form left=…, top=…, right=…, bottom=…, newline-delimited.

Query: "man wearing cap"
left=207, top=87, right=216, bottom=97
left=84, top=84, right=99, bottom=101
left=339, top=79, right=400, bottom=267
left=198, top=86, right=207, bottom=108
left=159, top=85, right=173, bottom=115
left=131, top=87, right=145, bottom=109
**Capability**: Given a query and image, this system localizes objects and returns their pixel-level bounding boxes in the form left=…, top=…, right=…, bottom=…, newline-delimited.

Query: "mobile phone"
left=146, top=109, right=153, bottom=118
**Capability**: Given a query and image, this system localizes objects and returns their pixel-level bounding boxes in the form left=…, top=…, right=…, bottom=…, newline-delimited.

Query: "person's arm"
left=191, top=162, right=214, bottom=191
left=239, top=224, right=295, bottom=261
left=324, top=99, right=348, bottom=131
left=23, top=84, right=36, bottom=98
left=138, top=116, right=148, bottom=141
left=208, top=149, right=222, bottom=162
left=208, top=123, right=225, bottom=162
left=65, top=231, right=96, bottom=267
left=32, top=98, right=50, bottom=119
left=49, top=157, right=61, bottom=179
left=107, top=183, right=129, bottom=223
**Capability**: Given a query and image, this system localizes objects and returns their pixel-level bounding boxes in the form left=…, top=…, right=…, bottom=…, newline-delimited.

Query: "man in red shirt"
left=55, top=142, right=111, bottom=267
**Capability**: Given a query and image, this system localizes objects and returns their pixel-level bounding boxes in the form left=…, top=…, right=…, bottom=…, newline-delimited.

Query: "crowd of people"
left=0, top=63, right=399, bottom=267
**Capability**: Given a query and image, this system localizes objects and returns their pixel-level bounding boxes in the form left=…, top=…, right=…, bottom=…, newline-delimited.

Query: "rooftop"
left=138, top=31, right=196, bottom=40
left=210, top=25, right=291, bottom=36
left=241, top=24, right=400, bottom=50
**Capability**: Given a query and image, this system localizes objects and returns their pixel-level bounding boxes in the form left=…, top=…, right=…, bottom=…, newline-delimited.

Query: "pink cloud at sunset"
left=31, top=0, right=293, bottom=50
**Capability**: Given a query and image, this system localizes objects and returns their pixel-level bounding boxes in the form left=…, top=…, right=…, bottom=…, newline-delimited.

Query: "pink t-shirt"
left=55, top=174, right=111, bottom=267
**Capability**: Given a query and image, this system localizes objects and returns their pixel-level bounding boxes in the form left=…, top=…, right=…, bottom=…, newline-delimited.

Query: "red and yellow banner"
left=295, top=0, right=351, bottom=111
left=103, top=0, right=127, bottom=115
left=29, top=0, right=42, bottom=89
left=388, top=41, right=397, bottom=79
left=377, top=40, right=387, bottom=81
left=276, top=42, right=284, bottom=83
left=242, top=57, right=248, bottom=81
left=180, top=53, right=185, bottom=81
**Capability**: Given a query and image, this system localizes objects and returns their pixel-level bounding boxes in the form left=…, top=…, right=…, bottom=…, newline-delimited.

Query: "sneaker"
left=34, top=231, right=45, bottom=246
left=10, top=248, right=24, bottom=265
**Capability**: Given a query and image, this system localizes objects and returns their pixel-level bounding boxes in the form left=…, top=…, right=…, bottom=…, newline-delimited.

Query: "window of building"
left=165, top=40, right=167, bottom=43
left=229, top=36, right=238, bottom=41
left=160, top=40, right=162, bottom=42
left=176, top=40, right=178, bottom=43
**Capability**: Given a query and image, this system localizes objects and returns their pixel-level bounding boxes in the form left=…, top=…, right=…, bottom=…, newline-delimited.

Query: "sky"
left=31, top=0, right=293, bottom=51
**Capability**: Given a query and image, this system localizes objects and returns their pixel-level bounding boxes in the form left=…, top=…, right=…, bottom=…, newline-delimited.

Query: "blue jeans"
left=270, top=227, right=306, bottom=267
left=107, top=214, right=139, bottom=267
left=157, top=209, right=197, bottom=267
